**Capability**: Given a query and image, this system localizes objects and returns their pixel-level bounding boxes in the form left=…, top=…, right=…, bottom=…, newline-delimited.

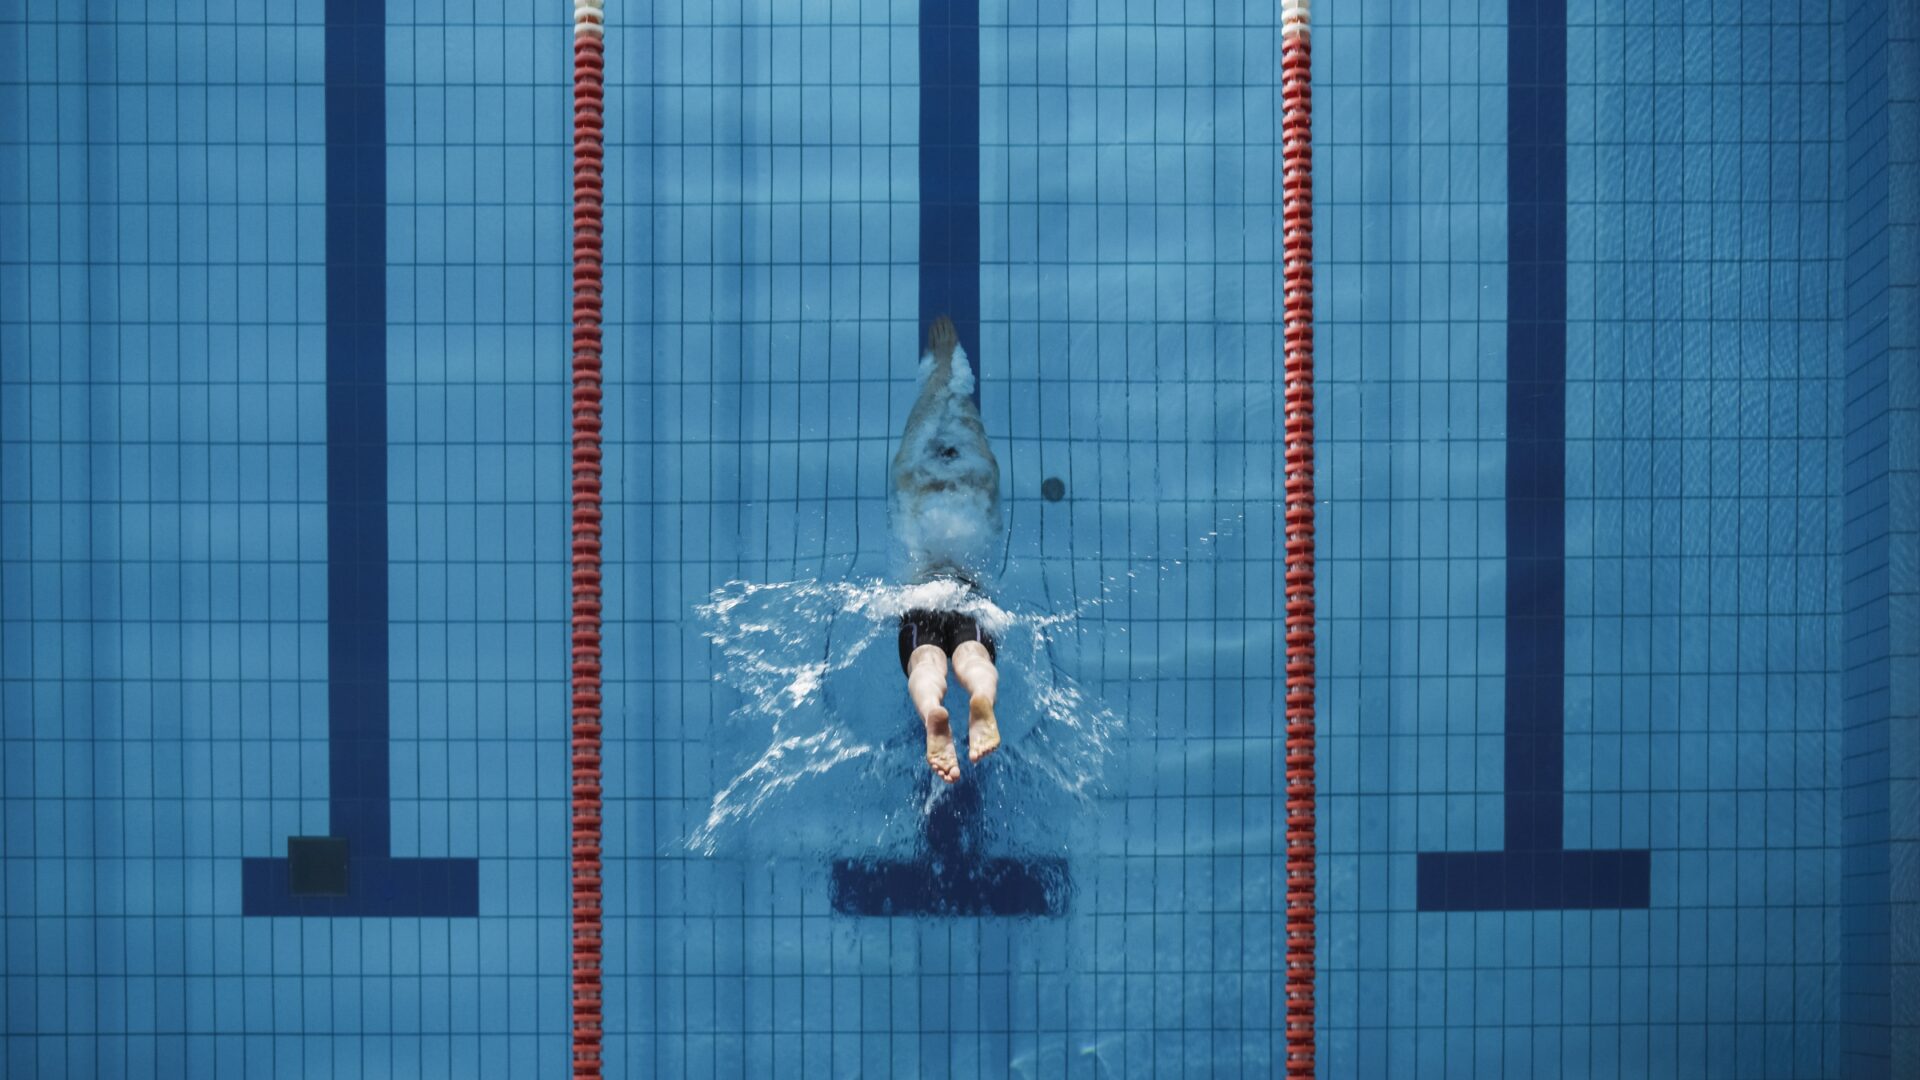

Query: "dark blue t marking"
left=1415, top=0, right=1650, bottom=911
left=919, top=0, right=981, bottom=405
left=831, top=1, right=1071, bottom=917
left=243, top=0, right=478, bottom=917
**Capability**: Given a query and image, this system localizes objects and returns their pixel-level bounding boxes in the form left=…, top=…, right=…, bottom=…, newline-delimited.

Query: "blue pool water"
left=2, top=0, right=1916, bottom=1077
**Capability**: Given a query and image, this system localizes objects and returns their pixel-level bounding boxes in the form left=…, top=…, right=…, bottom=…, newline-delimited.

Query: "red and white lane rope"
left=1280, top=0, right=1317, bottom=1075
left=570, top=0, right=605, bottom=1076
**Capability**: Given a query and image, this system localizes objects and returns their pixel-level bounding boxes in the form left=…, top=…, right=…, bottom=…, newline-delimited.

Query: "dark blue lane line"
left=315, top=0, right=393, bottom=864
left=832, top=0, right=1069, bottom=917
left=1500, top=0, right=1572, bottom=858
left=1416, top=0, right=1649, bottom=911
left=919, top=0, right=981, bottom=405
left=243, top=0, right=477, bottom=917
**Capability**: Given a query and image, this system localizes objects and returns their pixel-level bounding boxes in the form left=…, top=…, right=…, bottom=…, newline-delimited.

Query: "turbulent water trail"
left=686, top=577, right=1119, bottom=857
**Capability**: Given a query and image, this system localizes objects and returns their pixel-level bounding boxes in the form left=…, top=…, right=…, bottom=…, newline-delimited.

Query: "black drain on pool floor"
left=1041, top=476, right=1065, bottom=501
left=287, top=836, right=350, bottom=897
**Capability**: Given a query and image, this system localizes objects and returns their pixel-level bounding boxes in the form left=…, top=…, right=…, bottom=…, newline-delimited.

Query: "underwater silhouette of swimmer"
left=890, top=316, right=1003, bottom=784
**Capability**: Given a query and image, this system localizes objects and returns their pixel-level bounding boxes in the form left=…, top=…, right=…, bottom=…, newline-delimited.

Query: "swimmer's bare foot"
left=928, top=315, right=958, bottom=362
left=968, top=695, right=1000, bottom=763
left=925, top=706, right=961, bottom=783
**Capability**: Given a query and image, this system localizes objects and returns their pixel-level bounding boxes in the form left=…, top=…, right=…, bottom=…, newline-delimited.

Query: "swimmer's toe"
left=967, top=697, right=1000, bottom=764
left=926, top=706, right=961, bottom=784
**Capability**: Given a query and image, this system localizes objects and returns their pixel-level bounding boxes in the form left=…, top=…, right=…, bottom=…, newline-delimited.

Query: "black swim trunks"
left=897, top=608, right=997, bottom=673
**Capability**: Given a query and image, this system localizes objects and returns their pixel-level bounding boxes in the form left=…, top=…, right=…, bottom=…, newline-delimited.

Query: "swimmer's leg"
left=951, top=639, right=1000, bottom=764
left=908, top=644, right=960, bottom=784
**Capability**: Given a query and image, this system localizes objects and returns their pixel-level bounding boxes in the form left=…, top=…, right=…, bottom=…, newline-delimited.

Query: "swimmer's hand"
left=927, top=315, right=958, bottom=362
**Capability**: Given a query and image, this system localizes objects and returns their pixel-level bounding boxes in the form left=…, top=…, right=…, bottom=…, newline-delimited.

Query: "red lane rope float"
left=571, top=1, right=605, bottom=1077
left=1280, top=0, right=1316, bottom=1076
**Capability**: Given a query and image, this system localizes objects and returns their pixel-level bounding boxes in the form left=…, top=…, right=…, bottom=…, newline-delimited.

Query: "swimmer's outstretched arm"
left=902, top=317, right=989, bottom=430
